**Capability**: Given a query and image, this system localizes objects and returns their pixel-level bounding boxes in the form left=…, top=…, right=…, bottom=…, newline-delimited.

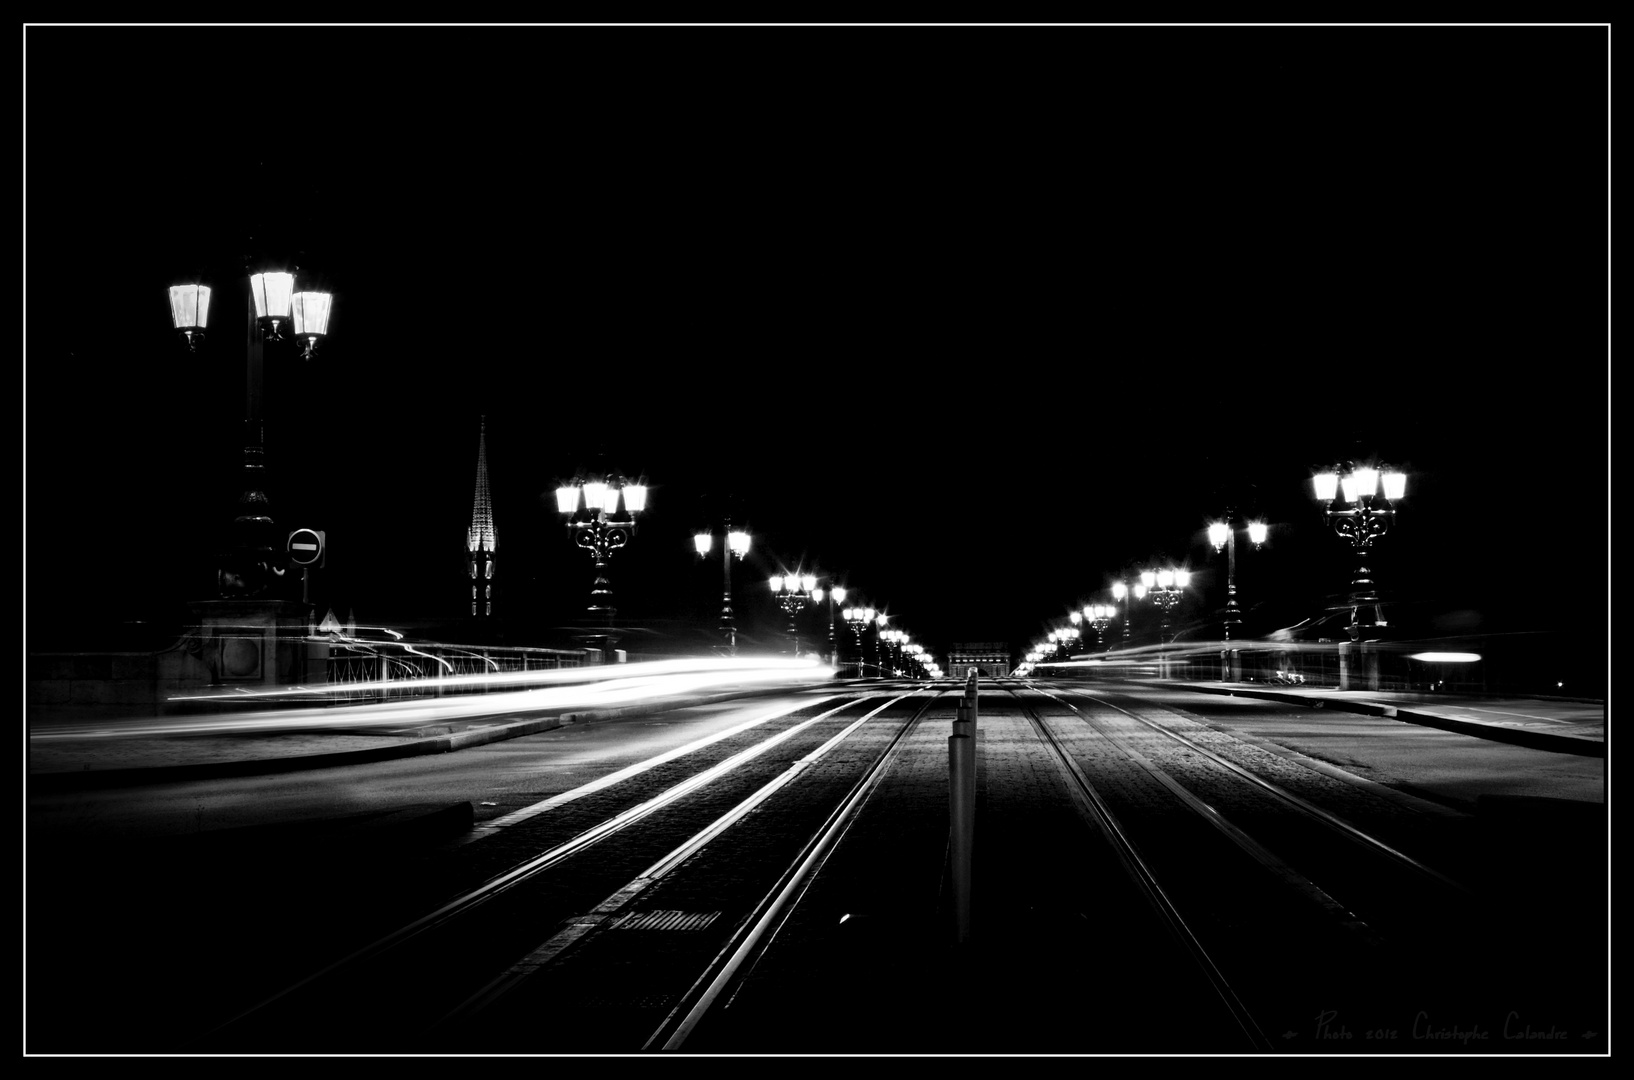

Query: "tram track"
left=1002, top=682, right=1587, bottom=1047
left=187, top=686, right=945, bottom=1053
left=37, top=677, right=1601, bottom=1055
left=1005, top=685, right=1277, bottom=1052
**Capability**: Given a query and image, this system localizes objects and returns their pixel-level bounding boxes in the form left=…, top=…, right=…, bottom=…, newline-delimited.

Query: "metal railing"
left=318, top=640, right=588, bottom=705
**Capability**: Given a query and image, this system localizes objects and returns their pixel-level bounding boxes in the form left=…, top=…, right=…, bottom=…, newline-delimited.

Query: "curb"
left=1174, top=683, right=1604, bottom=758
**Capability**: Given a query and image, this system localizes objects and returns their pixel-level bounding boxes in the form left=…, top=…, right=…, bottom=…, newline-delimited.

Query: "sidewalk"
left=1169, top=682, right=1606, bottom=757
left=26, top=681, right=1605, bottom=789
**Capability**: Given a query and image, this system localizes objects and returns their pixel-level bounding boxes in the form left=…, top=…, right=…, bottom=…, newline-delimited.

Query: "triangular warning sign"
left=318, top=609, right=343, bottom=634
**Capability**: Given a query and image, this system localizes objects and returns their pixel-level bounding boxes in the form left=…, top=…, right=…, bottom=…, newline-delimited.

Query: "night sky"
left=24, top=24, right=1608, bottom=663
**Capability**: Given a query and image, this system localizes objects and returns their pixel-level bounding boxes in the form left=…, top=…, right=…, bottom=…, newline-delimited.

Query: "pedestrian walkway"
left=26, top=680, right=1605, bottom=788
left=1171, top=681, right=1605, bottom=756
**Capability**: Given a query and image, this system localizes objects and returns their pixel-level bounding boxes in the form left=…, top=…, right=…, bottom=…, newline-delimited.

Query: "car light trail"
left=31, top=657, right=835, bottom=742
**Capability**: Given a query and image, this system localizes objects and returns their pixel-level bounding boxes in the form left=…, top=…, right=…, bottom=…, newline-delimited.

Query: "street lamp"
left=903, top=640, right=925, bottom=679
left=1313, top=462, right=1407, bottom=641
left=694, top=522, right=751, bottom=655
left=842, top=604, right=877, bottom=677
left=1139, top=568, right=1191, bottom=646
left=1207, top=514, right=1270, bottom=641
left=1110, top=579, right=1149, bottom=646
left=556, top=470, right=647, bottom=655
left=769, top=571, right=818, bottom=654
left=882, top=628, right=912, bottom=675
left=811, top=583, right=846, bottom=667
left=168, top=269, right=334, bottom=599
left=1082, top=604, right=1116, bottom=650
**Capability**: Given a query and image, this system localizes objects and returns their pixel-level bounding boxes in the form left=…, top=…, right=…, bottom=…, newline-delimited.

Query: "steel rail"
left=437, top=688, right=936, bottom=1031
left=1004, top=686, right=1276, bottom=1053
left=1029, top=684, right=1389, bottom=946
left=1065, top=685, right=1473, bottom=897
left=192, top=692, right=869, bottom=1044
left=644, top=688, right=946, bottom=1050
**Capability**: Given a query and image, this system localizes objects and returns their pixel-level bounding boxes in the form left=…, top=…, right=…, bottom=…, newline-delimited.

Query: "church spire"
left=467, top=416, right=496, bottom=616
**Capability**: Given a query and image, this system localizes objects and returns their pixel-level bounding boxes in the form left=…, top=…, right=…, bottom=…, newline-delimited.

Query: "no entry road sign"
left=288, top=528, right=325, bottom=567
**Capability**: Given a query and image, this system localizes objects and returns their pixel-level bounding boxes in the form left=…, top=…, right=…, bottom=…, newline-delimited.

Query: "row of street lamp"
left=166, top=264, right=934, bottom=676
left=1024, top=462, right=1408, bottom=672
left=167, top=270, right=1396, bottom=677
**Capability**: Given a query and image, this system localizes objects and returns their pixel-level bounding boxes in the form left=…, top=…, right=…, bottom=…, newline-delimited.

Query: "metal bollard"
left=948, top=732, right=974, bottom=945
left=953, top=700, right=977, bottom=806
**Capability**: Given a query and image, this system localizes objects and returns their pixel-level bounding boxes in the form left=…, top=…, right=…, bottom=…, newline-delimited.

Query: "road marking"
left=1452, top=705, right=1576, bottom=725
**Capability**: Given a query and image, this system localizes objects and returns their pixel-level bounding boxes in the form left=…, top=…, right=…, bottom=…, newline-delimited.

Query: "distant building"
left=948, top=642, right=1011, bottom=679
left=467, top=416, right=496, bottom=617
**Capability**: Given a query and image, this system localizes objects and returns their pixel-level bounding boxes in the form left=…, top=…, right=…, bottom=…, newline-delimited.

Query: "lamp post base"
left=1338, top=640, right=1380, bottom=691
left=572, top=629, right=623, bottom=665
left=188, top=599, right=311, bottom=687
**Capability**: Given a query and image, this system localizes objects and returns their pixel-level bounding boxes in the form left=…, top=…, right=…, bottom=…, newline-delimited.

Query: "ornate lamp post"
left=1082, top=604, right=1116, bottom=651
left=812, top=583, right=846, bottom=667
left=1138, top=568, right=1190, bottom=645
left=769, top=571, right=818, bottom=655
left=556, top=470, right=646, bottom=659
left=903, top=641, right=924, bottom=679
left=842, top=604, right=877, bottom=677
left=1138, top=568, right=1189, bottom=679
left=168, top=270, right=334, bottom=599
left=694, top=521, right=751, bottom=655
left=882, top=628, right=911, bottom=675
left=1110, top=579, right=1148, bottom=647
left=1313, top=462, right=1407, bottom=641
left=1314, top=462, right=1407, bottom=692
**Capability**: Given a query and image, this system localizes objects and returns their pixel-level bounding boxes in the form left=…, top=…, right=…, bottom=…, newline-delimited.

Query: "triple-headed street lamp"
left=169, top=269, right=334, bottom=599
left=556, top=471, right=647, bottom=653
left=769, top=571, right=819, bottom=655
left=1207, top=514, right=1270, bottom=640
left=1078, top=604, right=1116, bottom=651
left=842, top=603, right=878, bottom=677
left=881, top=628, right=911, bottom=675
left=694, top=522, right=751, bottom=655
left=1139, top=568, right=1191, bottom=646
left=1313, top=462, right=1407, bottom=641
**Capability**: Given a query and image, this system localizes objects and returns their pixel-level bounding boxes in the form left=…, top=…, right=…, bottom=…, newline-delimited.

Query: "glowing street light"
left=1139, top=567, right=1191, bottom=646
left=842, top=603, right=878, bottom=677
left=694, top=522, right=751, bottom=655
left=812, top=583, right=846, bottom=667
left=1110, top=578, right=1149, bottom=646
left=1081, top=603, right=1116, bottom=650
left=1312, top=461, right=1407, bottom=641
left=168, top=268, right=334, bottom=599
left=556, top=470, right=647, bottom=652
left=1207, top=514, right=1270, bottom=641
left=769, top=571, right=819, bottom=655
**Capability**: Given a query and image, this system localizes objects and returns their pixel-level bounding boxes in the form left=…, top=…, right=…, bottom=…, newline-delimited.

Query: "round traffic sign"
left=287, top=528, right=325, bottom=567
